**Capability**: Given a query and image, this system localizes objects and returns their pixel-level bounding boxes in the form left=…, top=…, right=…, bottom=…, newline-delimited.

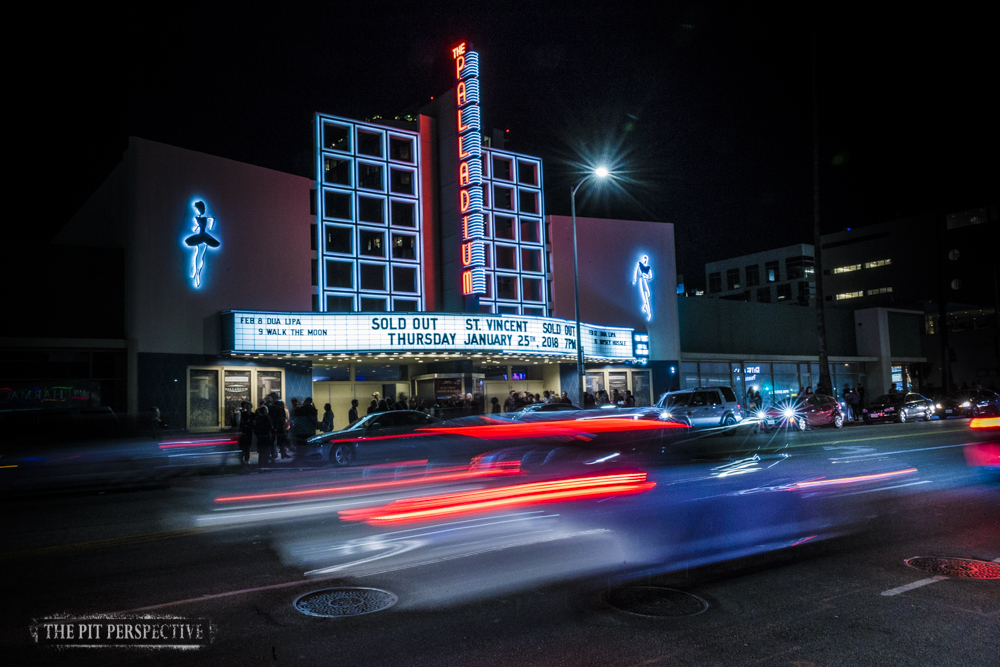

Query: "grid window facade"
left=479, top=148, right=547, bottom=315
left=316, top=114, right=422, bottom=312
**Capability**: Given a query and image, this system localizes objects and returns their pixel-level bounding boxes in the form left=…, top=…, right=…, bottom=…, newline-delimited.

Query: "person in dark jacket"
left=490, top=396, right=501, bottom=414
left=237, top=401, right=254, bottom=465
left=253, top=405, right=274, bottom=469
left=291, top=398, right=318, bottom=456
left=267, top=393, right=290, bottom=459
left=368, top=399, right=378, bottom=415
left=322, top=403, right=334, bottom=432
left=348, top=399, right=359, bottom=426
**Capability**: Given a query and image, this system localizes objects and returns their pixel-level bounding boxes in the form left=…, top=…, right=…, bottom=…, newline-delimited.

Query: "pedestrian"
left=504, top=391, right=518, bottom=412
left=253, top=405, right=274, bottom=469
left=237, top=401, right=254, bottom=466
left=321, top=402, right=334, bottom=432
left=561, top=391, right=571, bottom=405
left=394, top=393, right=407, bottom=410
left=290, top=398, right=316, bottom=459
left=348, top=399, right=359, bottom=425
left=847, top=388, right=860, bottom=421
left=624, top=390, right=635, bottom=407
left=367, top=398, right=378, bottom=415
left=267, top=392, right=291, bottom=460
left=378, top=398, right=390, bottom=412
left=490, top=396, right=501, bottom=414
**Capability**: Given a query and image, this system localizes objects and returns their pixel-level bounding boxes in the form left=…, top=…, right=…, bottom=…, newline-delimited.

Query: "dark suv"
left=655, top=387, right=743, bottom=429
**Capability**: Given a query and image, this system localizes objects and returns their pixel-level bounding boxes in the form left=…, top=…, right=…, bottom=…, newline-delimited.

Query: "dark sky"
left=19, top=2, right=996, bottom=289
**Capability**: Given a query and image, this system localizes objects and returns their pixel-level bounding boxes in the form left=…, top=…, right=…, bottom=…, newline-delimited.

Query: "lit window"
left=866, top=286, right=893, bottom=296
left=835, top=291, right=864, bottom=300
left=863, top=259, right=892, bottom=269
left=833, top=264, right=861, bottom=274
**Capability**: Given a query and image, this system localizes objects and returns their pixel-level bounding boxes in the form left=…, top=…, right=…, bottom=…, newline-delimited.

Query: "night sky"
left=20, top=2, right=996, bottom=290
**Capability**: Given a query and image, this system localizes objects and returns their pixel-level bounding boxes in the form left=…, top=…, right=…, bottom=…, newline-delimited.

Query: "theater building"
left=35, top=43, right=680, bottom=430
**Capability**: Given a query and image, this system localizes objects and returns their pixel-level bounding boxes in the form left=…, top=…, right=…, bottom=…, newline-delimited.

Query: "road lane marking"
left=881, top=558, right=1000, bottom=596
left=828, top=442, right=974, bottom=461
left=881, top=576, right=949, bottom=596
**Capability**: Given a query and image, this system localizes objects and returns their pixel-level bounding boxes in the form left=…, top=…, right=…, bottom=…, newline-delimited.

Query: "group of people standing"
left=235, top=393, right=335, bottom=469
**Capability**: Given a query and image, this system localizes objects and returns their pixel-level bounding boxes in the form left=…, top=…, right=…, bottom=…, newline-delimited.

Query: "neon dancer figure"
left=633, top=254, right=653, bottom=321
left=184, top=200, right=220, bottom=288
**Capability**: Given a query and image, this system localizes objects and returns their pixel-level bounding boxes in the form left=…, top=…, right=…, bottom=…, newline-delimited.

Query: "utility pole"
left=812, top=8, right=832, bottom=395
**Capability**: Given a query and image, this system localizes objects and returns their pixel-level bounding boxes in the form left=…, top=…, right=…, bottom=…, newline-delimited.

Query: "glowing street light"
left=571, top=166, right=610, bottom=407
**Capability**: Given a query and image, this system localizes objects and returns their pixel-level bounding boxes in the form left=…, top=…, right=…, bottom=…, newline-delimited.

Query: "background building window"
left=765, top=260, right=780, bottom=282
left=726, top=268, right=740, bottom=290
left=745, top=264, right=760, bottom=287
left=757, top=286, right=771, bottom=303
left=360, top=263, right=386, bottom=291
left=708, top=272, right=722, bottom=293
left=777, top=283, right=792, bottom=300
left=786, top=256, right=814, bottom=280
left=390, top=200, right=415, bottom=227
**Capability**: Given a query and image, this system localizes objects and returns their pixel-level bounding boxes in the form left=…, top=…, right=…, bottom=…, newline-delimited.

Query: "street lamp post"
left=570, top=167, right=608, bottom=407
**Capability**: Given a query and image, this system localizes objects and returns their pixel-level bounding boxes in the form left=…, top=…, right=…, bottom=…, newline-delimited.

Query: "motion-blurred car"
left=505, top=402, right=582, bottom=419
left=654, top=386, right=743, bottom=429
left=934, top=390, right=1000, bottom=418
left=756, top=394, right=844, bottom=431
left=863, top=392, right=934, bottom=424
left=306, top=411, right=441, bottom=465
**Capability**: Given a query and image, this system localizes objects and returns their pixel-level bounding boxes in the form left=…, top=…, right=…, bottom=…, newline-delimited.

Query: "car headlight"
left=757, top=411, right=767, bottom=421
left=961, top=401, right=971, bottom=408
left=782, top=408, right=796, bottom=419
left=660, top=411, right=672, bottom=420
left=936, top=404, right=942, bottom=410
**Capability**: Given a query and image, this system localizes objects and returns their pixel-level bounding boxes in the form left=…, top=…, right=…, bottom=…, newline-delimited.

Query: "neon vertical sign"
left=452, top=43, right=486, bottom=295
left=633, top=254, right=653, bottom=321
left=184, top=199, right=221, bottom=289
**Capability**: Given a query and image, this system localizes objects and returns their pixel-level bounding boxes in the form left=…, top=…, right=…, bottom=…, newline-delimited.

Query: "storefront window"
left=189, top=369, right=220, bottom=429
left=312, top=365, right=350, bottom=382
left=223, top=370, right=251, bottom=427
left=257, top=371, right=282, bottom=406
left=699, top=362, right=731, bottom=389
left=585, top=372, right=605, bottom=396
left=772, top=363, right=799, bottom=405
left=632, top=371, right=651, bottom=406
left=608, top=372, right=628, bottom=402
left=680, top=362, right=699, bottom=390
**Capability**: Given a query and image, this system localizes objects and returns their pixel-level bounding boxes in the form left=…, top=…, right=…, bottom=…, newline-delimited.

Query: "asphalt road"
left=4, top=418, right=998, bottom=666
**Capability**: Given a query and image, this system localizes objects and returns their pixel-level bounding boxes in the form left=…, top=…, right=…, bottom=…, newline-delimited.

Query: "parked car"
left=934, top=390, right=1000, bottom=418
left=654, top=386, right=743, bottom=429
left=863, top=392, right=934, bottom=424
left=306, top=411, right=441, bottom=465
left=756, top=393, right=844, bottom=431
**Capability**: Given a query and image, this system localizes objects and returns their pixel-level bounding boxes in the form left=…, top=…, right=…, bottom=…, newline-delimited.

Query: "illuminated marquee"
left=222, top=310, right=636, bottom=360
left=452, top=43, right=486, bottom=295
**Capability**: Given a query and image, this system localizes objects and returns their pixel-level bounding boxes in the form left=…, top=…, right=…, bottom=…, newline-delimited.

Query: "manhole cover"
left=294, top=587, right=398, bottom=617
left=606, top=586, right=709, bottom=617
left=904, top=557, right=1000, bottom=579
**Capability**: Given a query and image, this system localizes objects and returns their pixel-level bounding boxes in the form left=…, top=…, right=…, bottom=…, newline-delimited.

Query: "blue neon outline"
left=180, top=197, right=221, bottom=289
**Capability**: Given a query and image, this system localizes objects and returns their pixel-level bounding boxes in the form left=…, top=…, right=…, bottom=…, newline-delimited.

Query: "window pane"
left=493, top=186, right=513, bottom=210
left=521, top=248, right=541, bottom=272
left=359, top=230, right=385, bottom=257
left=391, top=200, right=415, bottom=227
left=495, top=245, right=516, bottom=270
left=326, top=295, right=354, bottom=312
left=392, top=265, right=416, bottom=292
left=358, top=196, right=385, bottom=224
left=256, top=370, right=282, bottom=405
left=360, top=263, right=386, bottom=291
left=323, top=157, right=351, bottom=186
left=325, top=225, right=352, bottom=254
left=389, top=136, right=414, bottom=163
left=189, top=369, right=219, bottom=428
left=323, top=123, right=351, bottom=152
left=496, top=275, right=517, bottom=300
left=313, top=364, right=350, bottom=381
left=521, top=277, right=542, bottom=302
left=517, top=161, right=538, bottom=185
left=392, top=234, right=416, bottom=260
left=520, top=218, right=540, bottom=243
left=493, top=157, right=512, bottom=180
left=360, top=297, right=387, bottom=312
left=357, top=130, right=382, bottom=157
left=518, top=189, right=538, bottom=214
left=390, top=169, right=415, bottom=195
left=324, top=190, right=352, bottom=221
left=393, top=298, right=418, bottom=311
left=354, top=363, right=404, bottom=381
left=358, top=163, right=384, bottom=190
left=494, top=215, right=515, bottom=239
left=325, top=260, right=353, bottom=288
